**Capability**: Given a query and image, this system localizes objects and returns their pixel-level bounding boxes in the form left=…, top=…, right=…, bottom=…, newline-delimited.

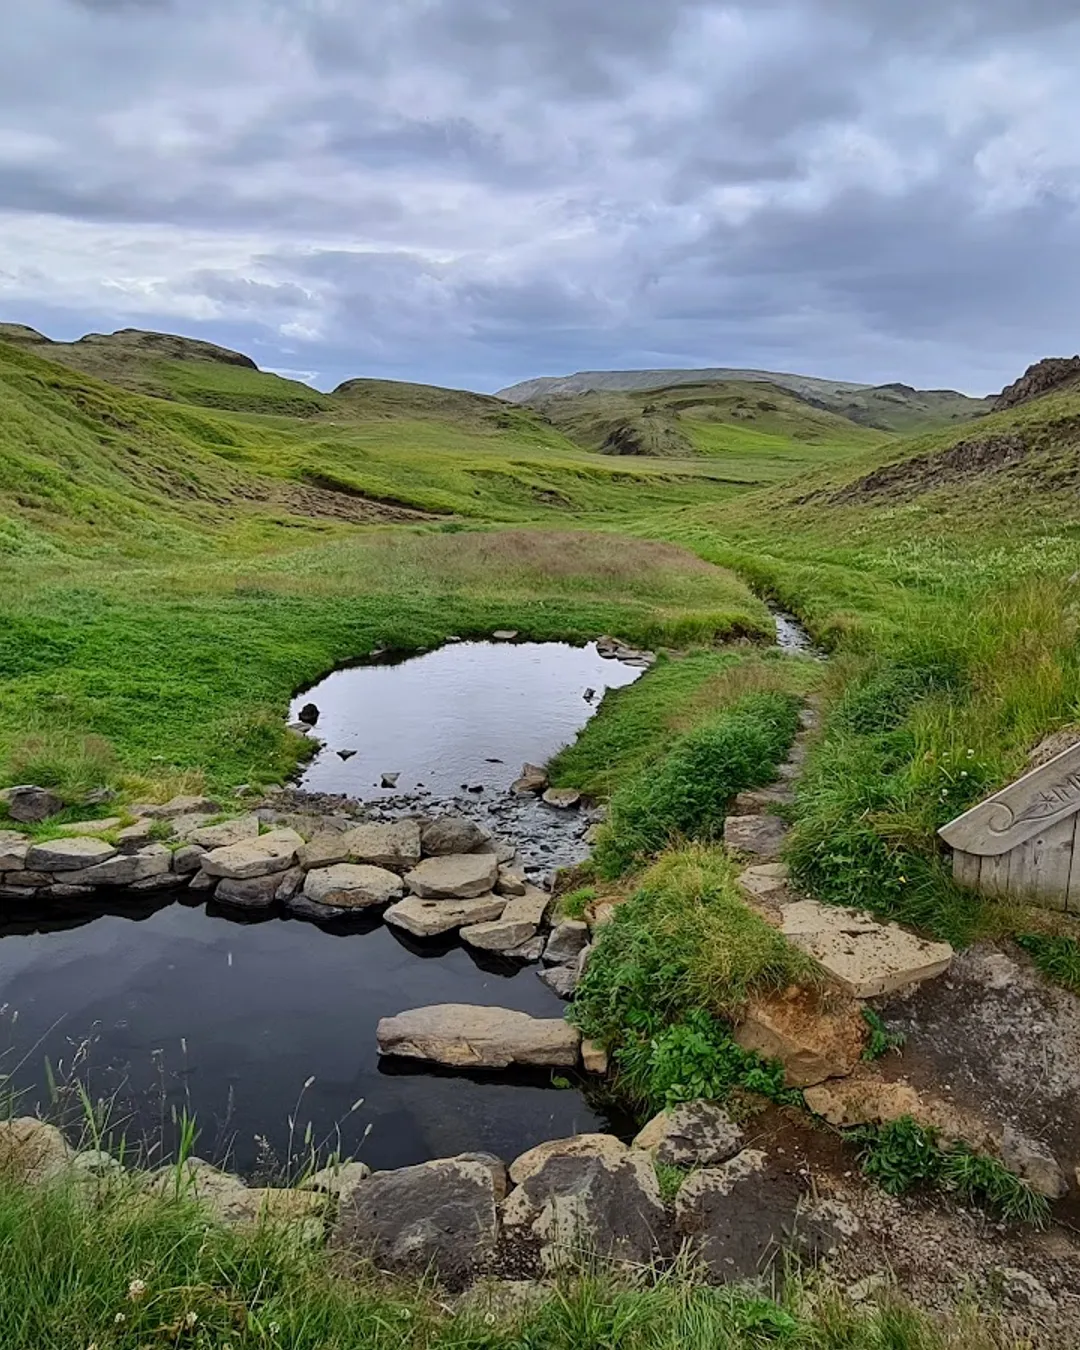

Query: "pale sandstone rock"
left=421, top=816, right=491, bottom=856
left=0, top=1118, right=73, bottom=1184
left=172, top=844, right=207, bottom=876
left=632, top=1102, right=744, bottom=1168
left=723, top=813, right=790, bottom=861
left=405, top=853, right=499, bottom=899
left=734, top=986, right=866, bottom=1087
left=461, top=918, right=539, bottom=953
left=26, top=837, right=117, bottom=871
left=581, top=1039, right=609, bottom=1074
left=343, top=820, right=422, bottom=870
left=55, top=817, right=123, bottom=836
left=385, top=895, right=506, bottom=938
left=0, top=834, right=29, bottom=871
left=303, top=863, right=403, bottom=909
left=377, top=1004, right=580, bottom=1069
left=496, top=867, right=527, bottom=897
left=543, top=788, right=581, bottom=809
left=780, top=900, right=953, bottom=997
left=185, top=814, right=260, bottom=849
left=201, top=829, right=304, bottom=880
left=544, top=920, right=589, bottom=965
left=298, top=834, right=352, bottom=870
left=63, top=844, right=172, bottom=888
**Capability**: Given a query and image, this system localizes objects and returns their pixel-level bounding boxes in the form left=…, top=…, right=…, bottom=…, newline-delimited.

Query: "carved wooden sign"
left=940, top=739, right=1080, bottom=911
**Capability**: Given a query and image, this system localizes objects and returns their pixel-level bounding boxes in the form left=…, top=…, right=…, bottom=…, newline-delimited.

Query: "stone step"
left=731, top=784, right=795, bottom=814
left=722, top=814, right=790, bottom=861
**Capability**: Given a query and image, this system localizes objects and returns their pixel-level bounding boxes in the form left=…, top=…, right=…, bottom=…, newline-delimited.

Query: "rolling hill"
left=500, top=366, right=993, bottom=434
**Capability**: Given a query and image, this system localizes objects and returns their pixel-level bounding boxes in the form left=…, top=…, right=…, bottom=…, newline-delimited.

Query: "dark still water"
left=0, top=895, right=621, bottom=1175
left=291, top=640, right=643, bottom=796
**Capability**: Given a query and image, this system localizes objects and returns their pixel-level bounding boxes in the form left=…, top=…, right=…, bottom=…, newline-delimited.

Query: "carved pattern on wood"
left=939, top=740, right=1080, bottom=856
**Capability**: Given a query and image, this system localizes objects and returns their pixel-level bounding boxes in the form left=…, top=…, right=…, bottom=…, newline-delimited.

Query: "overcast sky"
left=2, top=0, right=1078, bottom=394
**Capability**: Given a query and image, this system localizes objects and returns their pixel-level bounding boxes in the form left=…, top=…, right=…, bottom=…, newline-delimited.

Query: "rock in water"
left=421, top=815, right=491, bottom=856
left=298, top=703, right=320, bottom=726
left=385, top=895, right=506, bottom=938
left=381, top=772, right=400, bottom=789
left=511, top=764, right=548, bottom=796
left=337, top=749, right=357, bottom=761
left=542, top=788, right=581, bottom=810
left=332, top=1154, right=505, bottom=1287
left=377, top=1004, right=580, bottom=1068
left=303, top=864, right=403, bottom=909
left=544, top=920, right=589, bottom=965
left=405, top=853, right=499, bottom=899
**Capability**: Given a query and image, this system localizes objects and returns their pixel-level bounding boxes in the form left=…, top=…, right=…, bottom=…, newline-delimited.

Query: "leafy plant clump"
left=594, top=690, right=802, bottom=877
left=856, top=1117, right=1050, bottom=1226
left=861, top=1008, right=906, bottom=1060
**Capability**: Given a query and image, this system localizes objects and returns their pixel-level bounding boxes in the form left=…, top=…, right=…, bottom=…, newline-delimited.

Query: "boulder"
left=780, top=900, right=954, bottom=998
left=511, top=764, right=548, bottom=796
left=405, top=854, right=499, bottom=900
left=543, top=788, right=581, bottom=810
left=144, top=1159, right=324, bottom=1231
left=216, top=873, right=282, bottom=909
left=1, top=786, right=63, bottom=824
left=201, top=829, right=304, bottom=880
left=172, top=844, right=207, bottom=876
left=62, top=844, right=173, bottom=888
left=802, top=1070, right=993, bottom=1148
left=377, top=1004, right=580, bottom=1069
left=301, top=1161, right=371, bottom=1205
left=298, top=834, right=352, bottom=870
left=0, top=1117, right=73, bottom=1184
left=632, top=1102, right=744, bottom=1168
left=385, top=895, right=506, bottom=938
left=274, top=867, right=305, bottom=902
left=496, top=868, right=527, bottom=897
left=507, top=935, right=546, bottom=962
left=184, top=814, right=260, bottom=849
left=421, top=816, right=491, bottom=856
left=343, top=820, right=422, bottom=870
left=26, top=837, right=117, bottom=872
left=333, top=1154, right=505, bottom=1288
left=461, top=918, right=538, bottom=953
left=284, top=893, right=347, bottom=922
left=502, top=886, right=550, bottom=927
left=0, top=833, right=29, bottom=871
left=733, top=986, right=867, bottom=1088
left=539, top=965, right=578, bottom=1000
left=1001, top=1126, right=1068, bottom=1200
left=303, top=864, right=403, bottom=909
left=723, top=814, right=790, bottom=862
left=116, top=819, right=155, bottom=851
left=544, top=921, right=589, bottom=965
left=502, top=1134, right=668, bottom=1271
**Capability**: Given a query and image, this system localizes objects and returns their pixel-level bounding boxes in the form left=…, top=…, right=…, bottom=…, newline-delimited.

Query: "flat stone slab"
left=385, top=895, right=506, bottom=938
left=0, top=833, right=30, bottom=871
left=780, top=899, right=954, bottom=997
left=63, top=844, right=172, bottom=888
left=26, top=837, right=117, bottom=872
left=460, top=918, right=538, bottom=953
left=543, top=788, right=581, bottom=809
left=184, top=814, right=260, bottom=849
left=201, top=829, right=303, bottom=880
left=405, top=853, right=499, bottom=900
left=377, top=1004, right=580, bottom=1068
left=421, top=816, right=491, bottom=856
left=303, top=863, right=403, bottom=909
left=723, top=814, right=790, bottom=861
left=343, top=820, right=422, bottom=870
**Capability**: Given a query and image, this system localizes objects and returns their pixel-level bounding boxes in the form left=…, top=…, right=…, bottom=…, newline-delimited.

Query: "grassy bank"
left=0, top=1175, right=1028, bottom=1349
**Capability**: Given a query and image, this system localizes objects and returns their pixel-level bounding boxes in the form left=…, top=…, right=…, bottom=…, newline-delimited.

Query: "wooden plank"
left=952, top=849, right=981, bottom=889
left=939, top=739, right=1080, bottom=856
left=1007, top=817, right=1072, bottom=911
left=1067, top=818, right=1080, bottom=915
left=979, top=850, right=1012, bottom=899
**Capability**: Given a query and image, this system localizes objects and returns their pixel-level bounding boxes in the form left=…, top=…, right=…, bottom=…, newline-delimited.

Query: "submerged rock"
left=377, top=1004, right=580, bottom=1068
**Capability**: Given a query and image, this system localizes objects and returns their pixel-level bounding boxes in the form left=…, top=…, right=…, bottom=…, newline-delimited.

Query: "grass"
left=1015, top=933, right=1080, bottom=993
left=0, top=1174, right=1023, bottom=1349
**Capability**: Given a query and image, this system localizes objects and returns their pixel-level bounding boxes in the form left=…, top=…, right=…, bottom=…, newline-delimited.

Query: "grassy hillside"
left=529, top=380, right=887, bottom=474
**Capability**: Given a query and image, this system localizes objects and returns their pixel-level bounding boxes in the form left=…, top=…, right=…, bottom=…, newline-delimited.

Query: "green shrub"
left=861, top=1008, right=906, bottom=1061
left=594, top=690, right=801, bottom=877
left=857, top=1117, right=943, bottom=1195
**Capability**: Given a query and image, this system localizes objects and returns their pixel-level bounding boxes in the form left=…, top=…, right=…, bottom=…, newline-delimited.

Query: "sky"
left=2, top=1, right=1079, bottom=395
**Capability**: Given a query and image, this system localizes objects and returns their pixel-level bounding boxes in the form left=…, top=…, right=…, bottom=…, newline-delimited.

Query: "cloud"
left=1, top=0, right=1079, bottom=393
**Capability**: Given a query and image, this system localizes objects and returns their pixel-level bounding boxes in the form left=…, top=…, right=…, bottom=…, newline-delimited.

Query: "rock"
left=26, top=837, right=117, bottom=872
left=377, top=1004, right=580, bottom=1069
left=496, top=867, right=527, bottom=897
left=274, top=866, right=305, bottom=903
left=539, top=965, right=578, bottom=999
left=201, top=829, right=304, bottom=880
left=780, top=900, right=954, bottom=997
left=733, top=986, right=867, bottom=1088
left=63, top=844, right=173, bottom=888
left=129, top=874, right=184, bottom=894
left=333, top=1154, right=505, bottom=1287
left=145, top=795, right=221, bottom=819
left=420, top=816, right=491, bottom=856
left=493, top=630, right=519, bottom=641
left=172, top=844, right=207, bottom=876
left=301, top=1161, right=371, bottom=1204
left=298, top=703, right=320, bottom=726
left=736, top=862, right=795, bottom=909
left=298, top=834, right=352, bottom=870
left=581, top=1039, right=609, bottom=1074
left=184, top=814, right=260, bottom=849
left=1000, top=1267, right=1057, bottom=1311
left=723, top=814, right=790, bottom=862
left=284, top=893, right=347, bottom=922
left=462, top=917, right=539, bottom=953
left=507, top=935, right=546, bottom=962
left=148, top=1160, right=324, bottom=1232
left=343, top=820, right=422, bottom=870
left=337, top=749, right=357, bottom=761
left=1, top=786, right=63, bottom=824
left=502, top=1134, right=667, bottom=1271
left=732, top=786, right=795, bottom=813
left=503, top=886, right=550, bottom=927
left=42, top=883, right=97, bottom=900
left=216, top=873, right=282, bottom=909
left=405, top=853, right=500, bottom=900
left=674, top=1151, right=802, bottom=1280
left=995, top=356, right=1080, bottom=411
left=0, top=833, right=29, bottom=871
left=544, top=920, right=589, bottom=965
left=303, top=864, right=403, bottom=909
left=632, top=1103, right=744, bottom=1168
left=1000, top=1126, right=1068, bottom=1199
left=543, top=788, right=581, bottom=810
left=116, top=819, right=155, bottom=851
left=83, top=787, right=117, bottom=806
left=386, top=895, right=506, bottom=938
left=188, top=869, right=216, bottom=893
left=381, top=773, right=400, bottom=789
left=511, top=764, right=548, bottom=796
left=802, top=1070, right=992, bottom=1148
left=55, top=817, right=123, bottom=836
left=0, top=1117, right=73, bottom=1184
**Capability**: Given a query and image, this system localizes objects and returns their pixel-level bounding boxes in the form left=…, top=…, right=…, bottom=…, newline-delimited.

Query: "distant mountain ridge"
left=499, top=367, right=994, bottom=435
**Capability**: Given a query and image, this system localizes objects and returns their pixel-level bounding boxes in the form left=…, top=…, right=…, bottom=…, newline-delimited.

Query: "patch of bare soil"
left=266, top=481, right=438, bottom=524
left=818, top=433, right=1030, bottom=504
left=877, top=945, right=1080, bottom=1193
